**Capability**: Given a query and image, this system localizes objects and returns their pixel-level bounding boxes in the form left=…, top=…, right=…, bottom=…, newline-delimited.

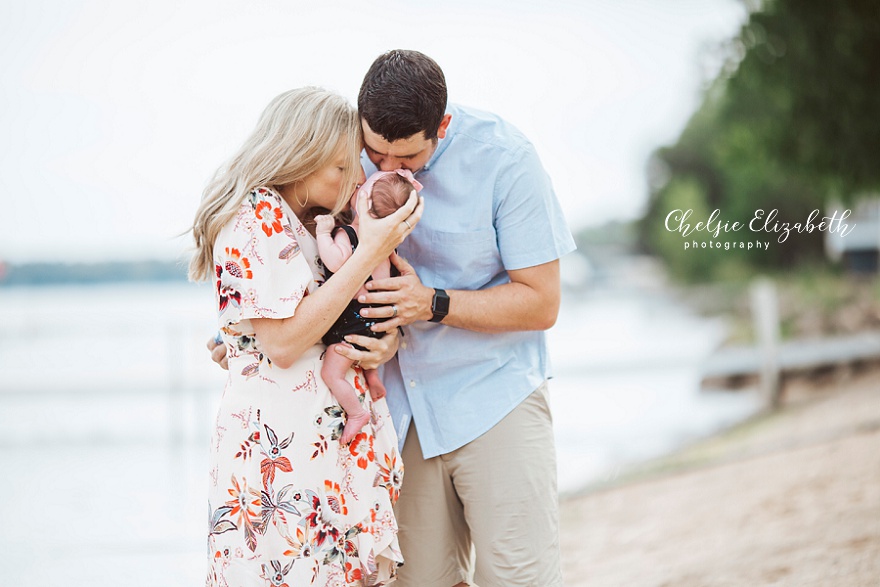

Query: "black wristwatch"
left=429, top=288, right=450, bottom=322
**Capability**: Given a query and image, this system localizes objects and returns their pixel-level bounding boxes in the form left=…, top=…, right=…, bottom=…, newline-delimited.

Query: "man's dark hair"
left=358, top=50, right=448, bottom=142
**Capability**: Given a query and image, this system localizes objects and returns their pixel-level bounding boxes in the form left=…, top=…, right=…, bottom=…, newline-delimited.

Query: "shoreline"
left=559, top=366, right=880, bottom=586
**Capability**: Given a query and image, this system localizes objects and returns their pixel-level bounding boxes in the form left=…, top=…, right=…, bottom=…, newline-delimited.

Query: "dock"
left=701, top=330, right=880, bottom=389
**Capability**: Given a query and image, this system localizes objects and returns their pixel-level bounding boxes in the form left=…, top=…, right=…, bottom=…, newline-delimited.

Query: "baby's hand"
left=315, top=214, right=335, bottom=234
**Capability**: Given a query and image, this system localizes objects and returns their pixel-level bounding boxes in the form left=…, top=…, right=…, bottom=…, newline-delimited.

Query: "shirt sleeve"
left=214, top=188, right=314, bottom=327
left=493, top=143, right=577, bottom=271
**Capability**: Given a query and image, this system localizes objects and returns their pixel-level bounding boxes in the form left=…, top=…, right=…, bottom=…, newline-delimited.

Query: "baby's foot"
left=369, top=381, right=387, bottom=401
left=340, top=410, right=371, bottom=444
left=364, top=370, right=387, bottom=401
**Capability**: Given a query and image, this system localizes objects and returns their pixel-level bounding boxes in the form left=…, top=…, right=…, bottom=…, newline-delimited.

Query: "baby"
left=315, top=169, right=422, bottom=444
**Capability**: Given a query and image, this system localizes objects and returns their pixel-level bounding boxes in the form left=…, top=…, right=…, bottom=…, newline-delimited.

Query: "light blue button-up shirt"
left=362, top=104, right=577, bottom=459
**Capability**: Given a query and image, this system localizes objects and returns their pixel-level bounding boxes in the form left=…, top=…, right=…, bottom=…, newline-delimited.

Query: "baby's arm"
left=315, top=215, right=354, bottom=273
left=370, top=256, right=393, bottom=281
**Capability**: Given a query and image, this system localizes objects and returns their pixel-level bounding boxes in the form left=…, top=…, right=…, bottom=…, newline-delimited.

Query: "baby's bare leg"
left=321, top=344, right=371, bottom=444
left=363, top=368, right=387, bottom=401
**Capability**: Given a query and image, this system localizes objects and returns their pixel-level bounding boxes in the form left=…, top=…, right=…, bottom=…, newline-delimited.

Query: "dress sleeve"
left=214, top=188, right=314, bottom=327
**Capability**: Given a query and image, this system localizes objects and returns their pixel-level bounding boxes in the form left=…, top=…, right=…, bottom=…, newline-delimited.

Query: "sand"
left=559, top=368, right=880, bottom=586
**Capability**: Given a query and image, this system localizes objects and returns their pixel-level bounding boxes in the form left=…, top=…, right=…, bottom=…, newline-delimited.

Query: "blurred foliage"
left=640, top=0, right=880, bottom=282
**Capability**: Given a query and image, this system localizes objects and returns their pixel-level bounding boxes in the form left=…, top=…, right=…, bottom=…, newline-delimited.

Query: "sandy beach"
left=559, top=367, right=880, bottom=586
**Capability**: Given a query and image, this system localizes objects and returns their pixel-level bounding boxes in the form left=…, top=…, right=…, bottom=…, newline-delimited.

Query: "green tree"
left=640, top=0, right=879, bottom=281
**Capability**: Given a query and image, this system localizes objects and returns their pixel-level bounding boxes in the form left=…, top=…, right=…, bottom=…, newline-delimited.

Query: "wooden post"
left=750, top=278, right=782, bottom=409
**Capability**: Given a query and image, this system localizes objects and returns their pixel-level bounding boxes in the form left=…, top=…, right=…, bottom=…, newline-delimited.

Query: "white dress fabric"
left=207, top=187, right=404, bottom=586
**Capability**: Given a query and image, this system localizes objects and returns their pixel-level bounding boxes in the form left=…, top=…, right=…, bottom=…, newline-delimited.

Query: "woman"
left=190, top=87, right=421, bottom=586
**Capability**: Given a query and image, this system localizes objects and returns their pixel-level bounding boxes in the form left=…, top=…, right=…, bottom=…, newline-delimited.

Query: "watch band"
left=429, top=288, right=449, bottom=322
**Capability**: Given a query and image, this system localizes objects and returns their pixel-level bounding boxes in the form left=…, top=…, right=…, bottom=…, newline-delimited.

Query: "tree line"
left=639, top=0, right=880, bottom=281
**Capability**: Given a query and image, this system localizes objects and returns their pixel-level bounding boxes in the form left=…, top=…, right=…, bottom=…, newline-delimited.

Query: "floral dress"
left=207, top=187, right=404, bottom=587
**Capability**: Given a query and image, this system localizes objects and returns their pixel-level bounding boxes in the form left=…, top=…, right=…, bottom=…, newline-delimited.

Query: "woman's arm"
left=251, top=191, right=422, bottom=369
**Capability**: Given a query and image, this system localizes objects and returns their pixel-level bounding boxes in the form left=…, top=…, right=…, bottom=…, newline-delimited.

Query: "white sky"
left=0, top=0, right=745, bottom=263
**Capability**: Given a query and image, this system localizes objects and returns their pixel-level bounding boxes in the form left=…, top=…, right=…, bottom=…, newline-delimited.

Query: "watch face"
left=433, top=296, right=449, bottom=314
left=432, top=289, right=450, bottom=320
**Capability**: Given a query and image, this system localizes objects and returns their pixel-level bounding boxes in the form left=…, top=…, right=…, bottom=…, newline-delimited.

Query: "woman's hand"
left=356, top=189, right=423, bottom=260
left=206, top=335, right=229, bottom=370
left=333, top=327, right=400, bottom=369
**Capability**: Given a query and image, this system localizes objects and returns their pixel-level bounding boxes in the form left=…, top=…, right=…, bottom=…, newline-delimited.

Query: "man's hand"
left=357, top=253, right=433, bottom=332
left=333, top=327, right=400, bottom=369
left=207, top=335, right=229, bottom=370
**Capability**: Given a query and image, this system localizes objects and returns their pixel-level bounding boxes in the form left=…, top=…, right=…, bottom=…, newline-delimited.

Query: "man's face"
left=361, top=115, right=451, bottom=172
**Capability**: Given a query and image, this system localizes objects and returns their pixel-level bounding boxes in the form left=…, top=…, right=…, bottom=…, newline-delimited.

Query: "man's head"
left=358, top=50, right=452, bottom=171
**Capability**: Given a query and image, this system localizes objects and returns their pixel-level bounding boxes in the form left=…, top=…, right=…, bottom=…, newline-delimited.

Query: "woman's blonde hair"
left=189, top=87, right=362, bottom=281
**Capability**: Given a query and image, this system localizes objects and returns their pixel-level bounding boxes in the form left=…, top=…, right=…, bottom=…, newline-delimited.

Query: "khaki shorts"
left=395, top=383, right=562, bottom=587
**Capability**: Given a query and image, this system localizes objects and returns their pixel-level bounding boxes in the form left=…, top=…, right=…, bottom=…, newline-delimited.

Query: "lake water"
left=0, top=265, right=762, bottom=585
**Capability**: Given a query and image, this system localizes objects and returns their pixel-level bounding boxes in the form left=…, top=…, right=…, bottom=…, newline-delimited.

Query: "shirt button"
left=409, top=380, right=416, bottom=388
left=401, top=341, right=408, bottom=350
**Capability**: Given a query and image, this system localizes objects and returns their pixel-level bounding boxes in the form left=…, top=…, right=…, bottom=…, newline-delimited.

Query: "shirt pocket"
left=430, top=228, right=501, bottom=289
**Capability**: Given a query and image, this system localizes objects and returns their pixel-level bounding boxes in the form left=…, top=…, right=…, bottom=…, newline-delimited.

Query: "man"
left=353, top=50, right=574, bottom=587
left=210, top=50, right=575, bottom=587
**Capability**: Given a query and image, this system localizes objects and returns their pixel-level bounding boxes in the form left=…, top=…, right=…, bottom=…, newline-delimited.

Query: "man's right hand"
left=207, top=335, right=229, bottom=370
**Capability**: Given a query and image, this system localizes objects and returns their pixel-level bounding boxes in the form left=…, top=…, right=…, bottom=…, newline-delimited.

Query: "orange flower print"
left=376, top=451, right=404, bottom=503
left=255, top=199, right=284, bottom=237
left=349, top=432, right=375, bottom=470
left=283, top=523, right=314, bottom=559
left=304, top=481, right=347, bottom=547
left=216, top=248, right=252, bottom=313
left=224, top=248, right=253, bottom=279
left=259, top=424, right=294, bottom=488
left=225, top=475, right=261, bottom=552
left=323, top=480, right=348, bottom=517
left=344, top=561, right=364, bottom=584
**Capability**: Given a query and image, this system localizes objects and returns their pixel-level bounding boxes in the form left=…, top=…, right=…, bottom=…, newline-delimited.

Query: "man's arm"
left=359, top=253, right=561, bottom=333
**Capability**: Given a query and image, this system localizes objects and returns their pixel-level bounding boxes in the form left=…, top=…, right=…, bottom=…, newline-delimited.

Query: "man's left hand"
left=357, top=252, right=433, bottom=331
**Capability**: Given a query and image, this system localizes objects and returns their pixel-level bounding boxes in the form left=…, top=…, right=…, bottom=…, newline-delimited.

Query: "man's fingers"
left=370, top=319, right=402, bottom=333
left=389, top=252, right=416, bottom=275
left=365, top=276, right=404, bottom=292
left=357, top=291, right=398, bottom=306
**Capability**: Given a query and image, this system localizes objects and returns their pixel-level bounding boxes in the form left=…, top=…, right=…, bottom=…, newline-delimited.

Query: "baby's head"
left=370, top=173, right=415, bottom=218
left=361, top=170, right=423, bottom=218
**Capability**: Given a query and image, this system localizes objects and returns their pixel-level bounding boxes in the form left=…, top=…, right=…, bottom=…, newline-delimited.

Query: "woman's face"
left=297, top=147, right=366, bottom=212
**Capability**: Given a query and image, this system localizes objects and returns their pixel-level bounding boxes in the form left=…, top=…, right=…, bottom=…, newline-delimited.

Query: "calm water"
left=0, top=270, right=762, bottom=586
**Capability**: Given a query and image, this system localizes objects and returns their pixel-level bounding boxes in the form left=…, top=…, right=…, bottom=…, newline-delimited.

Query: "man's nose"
left=378, top=159, right=406, bottom=172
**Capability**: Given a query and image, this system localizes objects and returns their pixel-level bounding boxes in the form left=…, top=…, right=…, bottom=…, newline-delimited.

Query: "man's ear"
left=436, top=114, right=453, bottom=139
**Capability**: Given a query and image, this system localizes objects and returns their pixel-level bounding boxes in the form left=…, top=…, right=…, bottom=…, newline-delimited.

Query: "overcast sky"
left=0, top=0, right=745, bottom=263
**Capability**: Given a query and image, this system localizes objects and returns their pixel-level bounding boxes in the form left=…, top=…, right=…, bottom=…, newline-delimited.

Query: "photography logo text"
left=664, top=209, right=855, bottom=251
